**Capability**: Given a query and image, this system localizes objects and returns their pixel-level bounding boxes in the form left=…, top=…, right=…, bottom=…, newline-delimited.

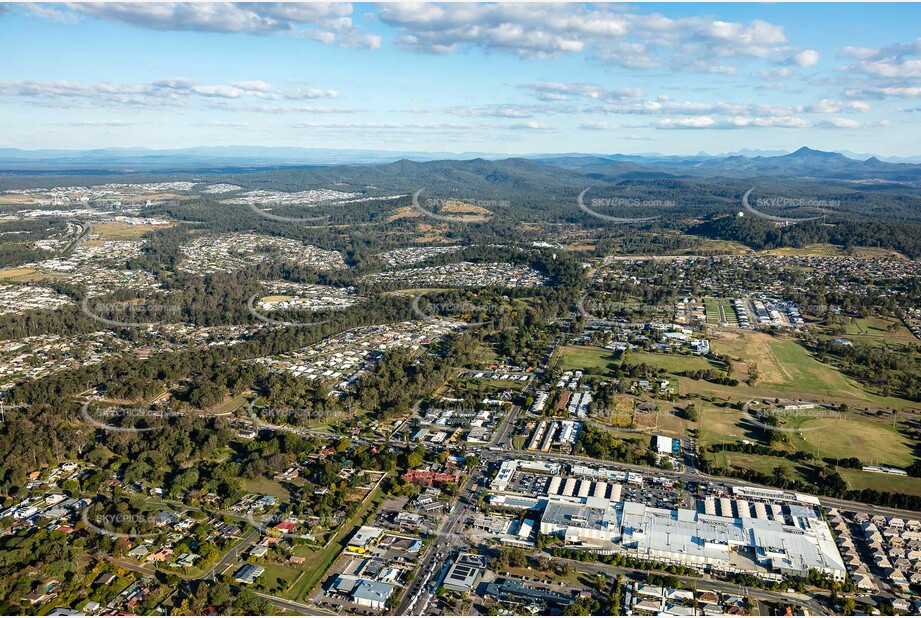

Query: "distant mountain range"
left=1, top=146, right=920, bottom=184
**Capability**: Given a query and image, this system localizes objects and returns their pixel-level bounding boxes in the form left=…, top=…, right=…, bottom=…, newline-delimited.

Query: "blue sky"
left=1, top=2, right=920, bottom=156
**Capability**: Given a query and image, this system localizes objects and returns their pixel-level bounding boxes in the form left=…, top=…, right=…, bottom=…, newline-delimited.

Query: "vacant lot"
left=556, top=345, right=618, bottom=376
left=92, top=221, right=169, bottom=241
left=556, top=345, right=719, bottom=380
left=704, top=331, right=921, bottom=411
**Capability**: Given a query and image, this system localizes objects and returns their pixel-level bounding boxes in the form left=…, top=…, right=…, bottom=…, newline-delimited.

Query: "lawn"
left=704, top=299, right=722, bottom=324
left=721, top=304, right=740, bottom=326
left=242, top=478, right=292, bottom=502
left=256, top=562, right=304, bottom=593
left=697, top=403, right=763, bottom=450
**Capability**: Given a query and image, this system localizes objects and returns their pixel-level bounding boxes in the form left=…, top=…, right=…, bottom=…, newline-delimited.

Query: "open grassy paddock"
left=704, top=330, right=921, bottom=411
left=837, top=469, right=921, bottom=497
left=555, top=345, right=719, bottom=380
left=783, top=414, right=917, bottom=468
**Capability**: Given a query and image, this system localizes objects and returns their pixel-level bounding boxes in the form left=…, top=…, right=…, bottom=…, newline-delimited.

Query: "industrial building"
left=331, top=575, right=395, bottom=610
left=539, top=498, right=846, bottom=581
left=233, top=564, right=265, bottom=585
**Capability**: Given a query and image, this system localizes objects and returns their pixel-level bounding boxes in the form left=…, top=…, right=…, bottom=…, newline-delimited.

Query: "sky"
left=1, top=2, right=921, bottom=156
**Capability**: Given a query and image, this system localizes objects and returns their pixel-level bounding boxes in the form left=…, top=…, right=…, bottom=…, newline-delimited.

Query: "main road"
left=499, top=447, right=921, bottom=519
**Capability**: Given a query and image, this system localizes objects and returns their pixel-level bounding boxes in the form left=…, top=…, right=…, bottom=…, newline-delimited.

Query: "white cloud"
left=38, top=2, right=378, bottom=49
left=837, top=46, right=878, bottom=60
left=25, top=4, right=80, bottom=24
left=378, top=3, right=793, bottom=71
left=805, top=99, right=870, bottom=113
left=822, top=117, right=861, bottom=128
left=520, top=82, right=643, bottom=102
left=507, top=121, right=554, bottom=131
left=656, top=116, right=716, bottom=129
left=790, top=49, right=820, bottom=67
left=0, top=78, right=340, bottom=109
left=579, top=122, right=625, bottom=131
left=836, top=37, right=921, bottom=100
left=445, top=105, right=538, bottom=118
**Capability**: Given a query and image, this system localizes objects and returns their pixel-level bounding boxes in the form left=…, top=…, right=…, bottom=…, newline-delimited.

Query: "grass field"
left=709, top=451, right=818, bottom=480
left=256, top=562, right=303, bottom=593
left=556, top=345, right=718, bottom=378
left=785, top=415, right=917, bottom=467
left=555, top=345, right=618, bottom=375
left=837, top=469, right=921, bottom=497
left=626, top=351, right=719, bottom=374
left=697, top=400, right=918, bottom=465
left=242, top=478, right=291, bottom=501
left=704, top=331, right=921, bottom=411
left=0, top=266, right=55, bottom=283
left=842, top=317, right=916, bottom=343
left=92, top=221, right=170, bottom=240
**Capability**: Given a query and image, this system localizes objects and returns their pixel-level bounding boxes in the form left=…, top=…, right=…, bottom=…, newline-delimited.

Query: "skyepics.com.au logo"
left=576, top=296, right=675, bottom=322
left=411, top=292, right=510, bottom=327
left=244, top=199, right=329, bottom=224
left=81, top=297, right=182, bottom=328
left=81, top=503, right=169, bottom=540
left=742, top=402, right=839, bottom=434
left=246, top=294, right=334, bottom=327
left=411, top=189, right=500, bottom=223
left=81, top=401, right=181, bottom=433
left=741, top=188, right=836, bottom=222
left=577, top=188, right=671, bottom=223
left=246, top=510, right=312, bottom=542
left=244, top=401, right=346, bottom=431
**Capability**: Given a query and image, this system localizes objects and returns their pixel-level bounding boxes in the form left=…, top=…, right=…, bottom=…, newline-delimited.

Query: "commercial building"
left=347, top=526, right=384, bottom=553
left=331, top=575, right=395, bottom=610
left=540, top=498, right=846, bottom=581
left=443, top=553, right=487, bottom=593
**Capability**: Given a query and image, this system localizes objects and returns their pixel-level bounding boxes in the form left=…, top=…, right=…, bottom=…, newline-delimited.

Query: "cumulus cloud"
left=788, top=49, right=820, bottom=67
left=656, top=116, right=716, bottom=129
left=24, top=4, right=80, bottom=23
left=31, top=2, right=380, bottom=49
left=805, top=98, right=870, bottom=113
left=378, top=3, right=794, bottom=71
left=837, top=37, right=921, bottom=100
